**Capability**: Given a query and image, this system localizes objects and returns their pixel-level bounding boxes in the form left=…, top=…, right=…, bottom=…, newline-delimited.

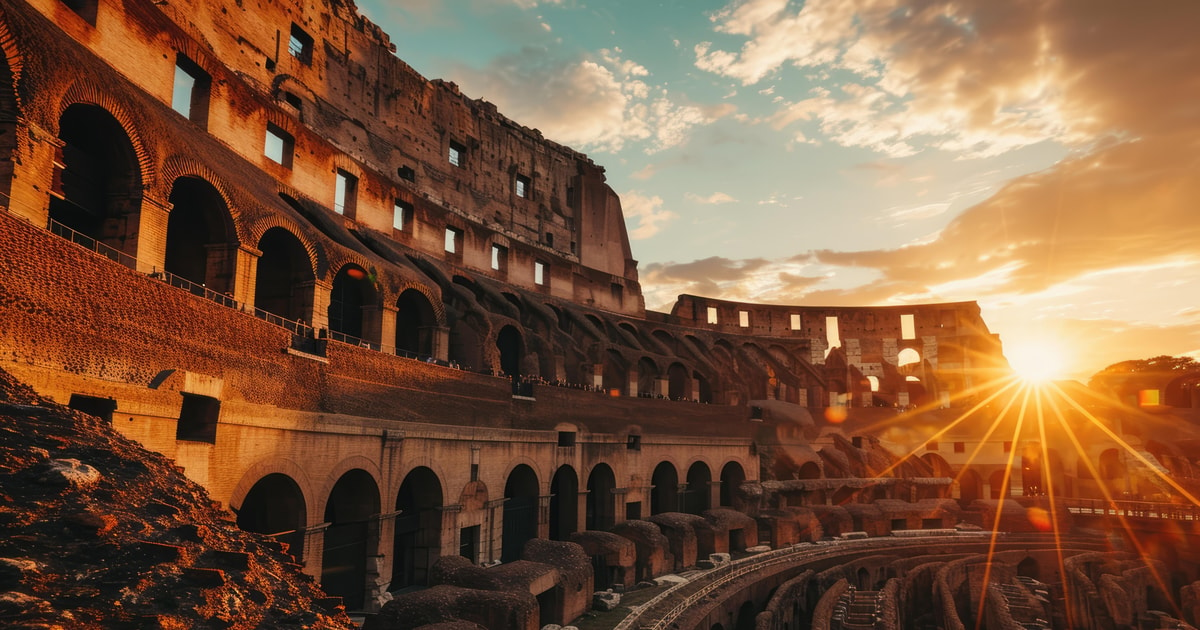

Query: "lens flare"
left=1004, top=338, right=1068, bottom=383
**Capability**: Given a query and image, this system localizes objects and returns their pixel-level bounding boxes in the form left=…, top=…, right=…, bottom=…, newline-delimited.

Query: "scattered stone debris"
left=0, top=367, right=354, bottom=629
left=592, top=590, right=621, bottom=611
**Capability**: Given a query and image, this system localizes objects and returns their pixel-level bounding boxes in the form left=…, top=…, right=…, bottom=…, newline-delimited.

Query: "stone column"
left=136, top=194, right=171, bottom=274
left=431, top=325, right=450, bottom=362
left=232, top=244, right=261, bottom=311
left=538, top=493, right=553, bottom=540
left=485, top=498, right=506, bottom=564
left=593, top=364, right=604, bottom=390
left=628, top=374, right=638, bottom=397
left=611, top=487, right=630, bottom=524
left=303, top=522, right=331, bottom=582
left=302, top=279, right=333, bottom=332
left=656, top=378, right=669, bottom=398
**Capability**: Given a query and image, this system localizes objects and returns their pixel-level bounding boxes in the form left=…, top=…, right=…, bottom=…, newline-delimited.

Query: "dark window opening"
left=750, top=406, right=763, bottom=420
left=626, top=434, right=641, bottom=451
left=852, top=436, right=863, bottom=448
left=1004, top=441, right=1012, bottom=453
left=459, top=525, right=479, bottom=562
left=954, top=441, right=965, bottom=453
left=288, top=24, right=313, bottom=65
left=557, top=431, right=576, bottom=447
left=281, top=90, right=302, bottom=110
left=60, top=0, right=97, bottom=24
left=922, top=518, right=942, bottom=529
left=926, top=441, right=938, bottom=451
left=397, top=165, right=416, bottom=181
left=891, top=518, right=906, bottom=531
left=544, top=232, right=553, bottom=247
left=470, top=463, right=479, bottom=482
left=68, top=394, right=116, bottom=423
left=625, top=501, right=641, bottom=521
left=176, top=393, right=220, bottom=443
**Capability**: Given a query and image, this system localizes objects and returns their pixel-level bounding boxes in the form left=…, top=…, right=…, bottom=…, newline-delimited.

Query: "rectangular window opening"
left=68, top=394, right=116, bottom=424
left=288, top=24, right=314, bottom=65
left=444, top=227, right=462, bottom=254
left=448, top=141, right=465, bottom=167
left=334, top=170, right=357, bottom=217
left=490, top=244, right=507, bottom=271
left=706, top=306, right=718, bottom=325
left=626, top=434, right=641, bottom=451
left=176, top=393, right=220, bottom=443
left=826, top=316, right=841, bottom=355
left=544, top=232, right=553, bottom=247
left=738, top=310, right=750, bottom=328
left=901, top=313, right=916, bottom=340
left=557, top=431, right=576, bottom=447
left=954, top=442, right=965, bottom=453
left=393, top=201, right=409, bottom=231
left=264, top=123, right=294, bottom=168
left=790, top=313, right=802, bottom=330
left=534, top=261, right=547, bottom=286
left=515, top=174, right=530, bottom=198
left=459, top=525, right=480, bottom=563
left=172, top=55, right=211, bottom=127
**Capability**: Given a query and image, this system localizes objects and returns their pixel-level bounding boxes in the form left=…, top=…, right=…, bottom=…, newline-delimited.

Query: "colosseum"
left=2, top=0, right=1200, bottom=628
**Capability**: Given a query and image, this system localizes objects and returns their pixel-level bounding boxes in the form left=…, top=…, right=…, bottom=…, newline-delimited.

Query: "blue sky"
left=357, top=0, right=1200, bottom=380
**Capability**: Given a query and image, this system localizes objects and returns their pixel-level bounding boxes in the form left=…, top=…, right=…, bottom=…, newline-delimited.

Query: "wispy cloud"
left=621, top=191, right=678, bottom=239
left=685, top=192, right=737, bottom=205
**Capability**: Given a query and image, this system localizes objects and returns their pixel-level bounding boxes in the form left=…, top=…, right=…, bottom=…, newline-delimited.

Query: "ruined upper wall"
left=20, top=0, right=641, bottom=314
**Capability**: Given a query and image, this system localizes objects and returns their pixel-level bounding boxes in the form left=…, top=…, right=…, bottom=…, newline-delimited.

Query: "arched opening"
left=236, top=473, right=306, bottom=562
left=395, top=288, right=437, bottom=358
left=49, top=104, right=143, bottom=256
left=958, top=468, right=983, bottom=507
left=549, top=465, right=579, bottom=541
left=668, top=362, right=690, bottom=400
left=322, top=469, right=380, bottom=611
left=651, top=462, right=679, bottom=514
left=254, top=227, right=313, bottom=322
left=164, top=177, right=237, bottom=296
left=392, top=467, right=443, bottom=590
left=1099, top=448, right=1127, bottom=495
left=920, top=453, right=953, bottom=499
left=1017, top=556, right=1040, bottom=580
left=988, top=470, right=1011, bottom=499
left=684, top=462, right=711, bottom=515
left=897, top=348, right=920, bottom=369
left=653, top=330, right=675, bottom=353
left=502, top=464, right=539, bottom=562
left=637, top=357, right=658, bottom=397
left=497, top=325, right=523, bottom=377
left=329, top=264, right=375, bottom=341
left=797, top=462, right=821, bottom=480
left=720, top=462, right=745, bottom=508
left=586, top=464, right=616, bottom=531
left=856, top=567, right=870, bottom=590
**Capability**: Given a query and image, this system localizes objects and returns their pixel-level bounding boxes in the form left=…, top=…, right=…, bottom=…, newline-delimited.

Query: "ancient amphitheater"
left=2, top=0, right=1200, bottom=627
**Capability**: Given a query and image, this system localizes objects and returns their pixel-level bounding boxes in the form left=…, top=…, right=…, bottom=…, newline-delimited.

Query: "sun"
left=1005, top=338, right=1069, bottom=383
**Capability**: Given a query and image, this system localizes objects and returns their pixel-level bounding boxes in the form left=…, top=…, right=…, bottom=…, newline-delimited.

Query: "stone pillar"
left=593, top=364, right=604, bottom=390
left=368, top=304, right=397, bottom=350
left=232, top=244, right=261, bottom=311
left=576, top=489, right=590, bottom=533
left=136, top=194, right=171, bottom=274
left=691, top=378, right=700, bottom=402
left=656, top=378, right=669, bottom=398
left=303, top=522, right=331, bottom=582
left=6, top=125, right=58, bottom=227
left=611, top=487, right=630, bottom=525
left=628, top=374, right=638, bottom=397
left=432, top=326, right=450, bottom=362
left=375, top=510, right=401, bottom=594
left=303, top=279, right=333, bottom=332
left=485, top=498, right=506, bottom=564
left=709, top=480, right=722, bottom=512
left=538, top=493, right=553, bottom=540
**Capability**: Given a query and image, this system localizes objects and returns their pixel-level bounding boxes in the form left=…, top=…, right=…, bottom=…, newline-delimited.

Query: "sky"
left=355, top=0, right=1200, bottom=381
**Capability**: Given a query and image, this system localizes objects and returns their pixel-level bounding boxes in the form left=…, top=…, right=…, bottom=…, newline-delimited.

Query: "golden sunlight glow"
left=1004, top=338, right=1068, bottom=383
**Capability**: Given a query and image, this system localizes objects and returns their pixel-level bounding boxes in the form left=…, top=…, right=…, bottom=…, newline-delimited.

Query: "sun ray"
left=976, top=383, right=1032, bottom=630
left=952, top=379, right=1028, bottom=486
left=1049, top=381, right=1200, bottom=508
left=1037, top=387, right=1075, bottom=629
left=1046, top=385, right=1184, bottom=619
left=870, top=376, right=1023, bottom=480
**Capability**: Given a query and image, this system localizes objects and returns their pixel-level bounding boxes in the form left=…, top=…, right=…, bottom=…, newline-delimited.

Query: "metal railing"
left=1063, top=498, right=1200, bottom=521
left=49, top=219, right=138, bottom=270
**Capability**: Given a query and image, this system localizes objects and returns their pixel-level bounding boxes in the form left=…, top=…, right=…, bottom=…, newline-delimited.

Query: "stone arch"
left=254, top=226, right=316, bottom=323
left=667, top=362, right=690, bottom=400
left=988, top=469, right=1011, bottom=499
left=720, top=461, right=746, bottom=508
left=586, top=463, right=617, bottom=531
left=164, top=175, right=239, bottom=293
left=684, top=461, right=712, bottom=515
left=603, top=349, right=628, bottom=395
left=652, top=329, right=676, bottom=353
left=797, top=461, right=821, bottom=480
left=392, top=466, right=443, bottom=589
left=55, top=81, right=156, bottom=189
left=159, top=157, right=251, bottom=242
left=502, top=464, right=540, bottom=562
left=48, top=102, right=145, bottom=257
left=236, top=473, right=307, bottom=562
left=328, top=262, right=379, bottom=342
left=321, top=468, right=381, bottom=611
left=395, top=287, right=438, bottom=358
left=957, top=467, right=983, bottom=507
left=496, top=324, right=524, bottom=377
left=651, top=461, right=679, bottom=514
left=0, top=24, right=21, bottom=202
left=549, top=465, right=579, bottom=541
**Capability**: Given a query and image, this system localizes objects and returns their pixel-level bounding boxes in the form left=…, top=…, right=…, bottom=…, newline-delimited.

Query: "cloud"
left=697, top=0, right=1200, bottom=160
left=621, top=191, right=678, bottom=239
left=448, top=47, right=725, bottom=154
left=685, top=192, right=737, bottom=205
